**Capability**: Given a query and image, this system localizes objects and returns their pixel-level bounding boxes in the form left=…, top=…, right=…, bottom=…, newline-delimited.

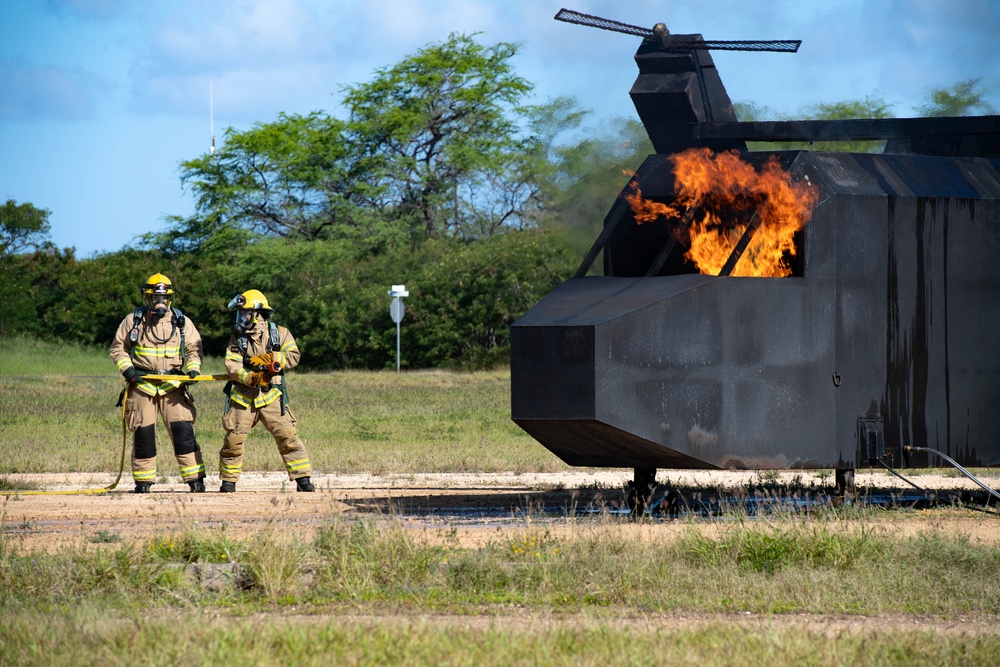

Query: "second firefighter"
left=219, top=289, right=315, bottom=492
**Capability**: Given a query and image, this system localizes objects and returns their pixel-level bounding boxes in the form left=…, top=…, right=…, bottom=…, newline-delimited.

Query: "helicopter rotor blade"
left=554, top=8, right=801, bottom=53
left=554, top=8, right=652, bottom=38
left=668, top=39, right=801, bottom=53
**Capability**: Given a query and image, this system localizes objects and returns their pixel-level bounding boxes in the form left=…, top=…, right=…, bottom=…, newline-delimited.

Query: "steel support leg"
left=627, top=466, right=657, bottom=514
left=835, top=468, right=856, bottom=497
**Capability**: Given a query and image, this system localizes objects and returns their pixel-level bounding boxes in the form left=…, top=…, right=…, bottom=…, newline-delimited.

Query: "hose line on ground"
left=872, top=457, right=928, bottom=494
left=5, top=385, right=132, bottom=496
left=903, top=445, right=1000, bottom=504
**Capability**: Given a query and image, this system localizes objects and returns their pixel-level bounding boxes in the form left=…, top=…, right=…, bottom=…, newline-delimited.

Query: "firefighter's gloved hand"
left=122, top=367, right=138, bottom=383
left=248, top=353, right=274, bottom=368
left=187, top=370, right=199, bottom=378
left=246, top=371, right=272, bottom=388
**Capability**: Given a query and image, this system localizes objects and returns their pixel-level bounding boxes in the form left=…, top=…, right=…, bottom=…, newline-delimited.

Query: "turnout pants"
left=125, top=388, right=205, bottom=484
left=219, top=401, right=311, bottom=482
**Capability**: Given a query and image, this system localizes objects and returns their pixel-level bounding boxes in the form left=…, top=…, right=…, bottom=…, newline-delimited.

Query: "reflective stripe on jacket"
left=225, top=319, right=299, bottom=409
left=110, top=310, right=203, bottom=397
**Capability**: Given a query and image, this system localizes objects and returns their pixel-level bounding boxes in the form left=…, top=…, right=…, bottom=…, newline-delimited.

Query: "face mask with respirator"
left=145, top=292, right=171, bottom=318
left=232, top=308, right=257, bottom=335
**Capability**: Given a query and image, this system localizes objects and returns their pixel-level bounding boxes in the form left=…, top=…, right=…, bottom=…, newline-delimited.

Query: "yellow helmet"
left=229, top=289, right=273, bottom=333
left=228, top=289, right=272, bottom=314
left=142, top=273, right=174, bottom=316
left=142, top=273, right=174, bottom=295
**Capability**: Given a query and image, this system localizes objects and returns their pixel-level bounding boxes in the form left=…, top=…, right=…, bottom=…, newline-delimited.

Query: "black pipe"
left=718, top=211, right=761, bottom=277
left=693, top=115, right=1000, bottom=143
left=903, top=446, right=1000, bottom=503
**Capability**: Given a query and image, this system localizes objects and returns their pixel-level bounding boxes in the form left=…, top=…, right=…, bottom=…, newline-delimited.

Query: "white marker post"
left=388, top=284, right=409, bottom=372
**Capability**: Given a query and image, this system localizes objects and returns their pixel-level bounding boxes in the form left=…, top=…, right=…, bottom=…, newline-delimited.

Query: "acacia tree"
left=0, top=198, right=52, bottom=257
left=163, top=33, right=545, bottom=251
left=171, top=112, right=362, bottom=244
left=342, top=33, right=537, bottom=240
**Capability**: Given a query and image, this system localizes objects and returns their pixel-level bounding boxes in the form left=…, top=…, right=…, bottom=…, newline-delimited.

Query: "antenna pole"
left=210, top=80, right=216, bottom=156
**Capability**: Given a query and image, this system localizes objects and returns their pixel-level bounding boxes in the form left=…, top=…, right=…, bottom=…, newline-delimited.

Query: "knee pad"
left=170, top=421, right=198, bottom=456
left=222, top=433, right=246, bottom=456
left=275, top=428, right=303, bottom=452
left=134, top=424, right=156, bottom=459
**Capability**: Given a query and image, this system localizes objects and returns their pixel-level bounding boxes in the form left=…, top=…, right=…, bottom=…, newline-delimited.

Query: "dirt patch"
left=3, top=470, right=999, bottom=553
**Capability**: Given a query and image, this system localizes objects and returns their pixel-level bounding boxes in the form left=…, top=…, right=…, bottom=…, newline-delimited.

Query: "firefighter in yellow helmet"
left=109, top=273, right=207, bottom=493
left=219, top=289, right=315, bottom=492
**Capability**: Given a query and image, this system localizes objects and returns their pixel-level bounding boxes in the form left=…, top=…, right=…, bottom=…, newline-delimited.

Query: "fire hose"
left=9, top=374, right=232, bottom=496
left=903, top=445, right=1000, bottom=504
left=10, top=387, right=136, bottom=496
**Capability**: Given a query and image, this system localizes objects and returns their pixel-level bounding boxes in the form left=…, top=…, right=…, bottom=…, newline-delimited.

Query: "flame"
left=624, top=148, right=819, bottom=277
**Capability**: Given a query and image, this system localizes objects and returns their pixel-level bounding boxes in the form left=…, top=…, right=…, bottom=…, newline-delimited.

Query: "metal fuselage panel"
left=512, top=275, right=838, bottom=469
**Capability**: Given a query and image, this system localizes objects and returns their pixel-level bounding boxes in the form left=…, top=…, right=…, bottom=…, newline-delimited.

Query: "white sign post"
left=387, top=284, right=409, bottom=372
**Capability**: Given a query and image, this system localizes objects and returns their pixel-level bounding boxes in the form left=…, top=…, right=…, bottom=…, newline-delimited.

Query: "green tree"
left=342, top=33, right=536, bottom=241
left=808, top=96, right=893, bottom=121
left=733, top=101, right=784, bottom=122
left=804, top=96, right=893, bottom=153
left=164, top=112, right=368, bottom=250
left=736, top=95, right=893, bottom=153
left=165, top=34, right=542, bottom=252
left=1, top=199, right=52, bottom=257
left=917, top=78, right=997, bottom=117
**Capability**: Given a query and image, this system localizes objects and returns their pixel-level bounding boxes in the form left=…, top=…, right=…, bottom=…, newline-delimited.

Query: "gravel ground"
left=3, top=469, right=999, bottom=553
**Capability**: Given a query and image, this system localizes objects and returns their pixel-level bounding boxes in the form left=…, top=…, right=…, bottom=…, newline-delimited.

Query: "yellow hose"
left=12, top=488, right=110, bottom=496
left=11, top=376, right=229, bottom=497
left=8, top=385, right=130, bottom=496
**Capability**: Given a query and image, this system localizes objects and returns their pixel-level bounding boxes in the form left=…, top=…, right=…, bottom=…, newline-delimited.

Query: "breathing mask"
left=232, top=308, right=258, bottom=335
left=142, top=274, right=174, bottom=319
left=228, top=290, right=273, bottom=336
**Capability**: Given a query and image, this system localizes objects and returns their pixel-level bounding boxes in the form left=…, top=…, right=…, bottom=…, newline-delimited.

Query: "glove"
left=187, top=370, right=199, bottom=378
left=246, top=371, right=273, bottom=388
left=248, top=353, right=274, bottom=368
left=247, top=352, right=281, bottom=374
left=122, top=367, right=138, bottom=383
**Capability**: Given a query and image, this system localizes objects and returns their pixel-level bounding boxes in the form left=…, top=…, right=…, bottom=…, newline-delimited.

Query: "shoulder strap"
left=268, top=320, right=288, bottom=413
left=128, top=306, right=145, bottom=358
left=267, top=321, right=280, bottom=352
left=172, top=307, right=186, bottom=358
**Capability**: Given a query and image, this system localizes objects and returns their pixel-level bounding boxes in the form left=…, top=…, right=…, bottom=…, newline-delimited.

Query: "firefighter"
left=218, top=289, right=315, bottom=492
left=110, top=273, right=207, bottom=493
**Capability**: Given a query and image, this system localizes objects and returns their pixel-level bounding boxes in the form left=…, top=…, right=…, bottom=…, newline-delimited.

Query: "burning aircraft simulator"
left=510, top=9, right=1000, bottom=507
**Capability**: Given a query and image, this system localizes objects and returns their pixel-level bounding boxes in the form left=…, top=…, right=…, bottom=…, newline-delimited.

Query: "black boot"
left=134, top=482, right=152, bottom=494
left=188, top=479, right=206, bottom=493
left=220, top=481, right=236, bottom=493
left=295, top=477, right=315, bottom=492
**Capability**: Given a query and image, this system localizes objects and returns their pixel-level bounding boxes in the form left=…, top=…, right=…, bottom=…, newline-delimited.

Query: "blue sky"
left=2, top=0, right=998, bottom=257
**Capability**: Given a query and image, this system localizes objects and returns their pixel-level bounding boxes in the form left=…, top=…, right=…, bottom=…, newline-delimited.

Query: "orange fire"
left=624, top=148, right=819, bottom=277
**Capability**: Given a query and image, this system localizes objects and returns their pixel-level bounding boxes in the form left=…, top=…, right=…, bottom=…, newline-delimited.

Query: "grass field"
left=3, top=337, right=999, bottom=666
left=1, top=337, right=567, bottom=477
